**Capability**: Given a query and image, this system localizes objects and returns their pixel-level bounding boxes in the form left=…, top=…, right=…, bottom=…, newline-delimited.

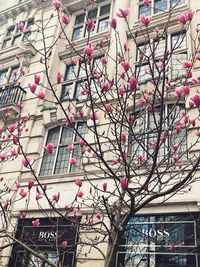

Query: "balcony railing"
left=0, top=85, right=26, bottom=107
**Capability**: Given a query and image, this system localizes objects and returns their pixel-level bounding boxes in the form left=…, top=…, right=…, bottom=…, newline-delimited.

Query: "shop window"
left=8, top=217, right=78, bottom=267
left=117, top=213, right=200, bottom=267
left=39, top=123, right=87, bottom=176
left=72, top=4, right=110, bottom=41
left=2, top=18, right=34, bottom=49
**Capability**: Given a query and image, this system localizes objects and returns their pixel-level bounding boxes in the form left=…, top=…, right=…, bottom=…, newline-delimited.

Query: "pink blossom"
left=182, top=86, right=190, bottom=95
left=22, top=157, right=31, bottom=168
left=34, top=74, right=41, bottom=85
left=3, top=201, right=9, bottom=210
left=75, top=179, right=83, bottom=187
left=129, top=76, right=138, bottom=90
left=121, top=132, right=127, bottom=141
left=52, top=192, right=60, bottom=202
left=57, top=71, right=62, bottom=84
left=124, top=42, right=129, bottom=51
left=195, top=129, right=200, bottom=137
left=143, top=0, right=151, bottom=7
left=182, top=60, right=192, bottom=69
left=112, top=159, right=119, bottom=164
left=29, top=83, right=37, bottom=93
left=77, top=191, right=84, bottom=198
left=45, top=143, right=55, bottom=154
left=105, top=103, right=113, bottom=113
left=140, top=14, right=151, bottom=27
left=70, top=158, right=77, bottom=165
left=100, top=57, right=108, bottom=65
left=67, top=144, right=74, bottom=151
left=79, top=139, right=85, bottom=147
left=175, top=88, right=183, bottom=97
left=19, top=189, right=28, bottom=198
left=36, top=193, right=43, bottom=201
left=17, top=22, right=24, bottom=32
left=196, top=53, right=200, bottom=61
left=176, top=13, right=188, bottom=24
left=61, top=241, right=68, bottom=249
left=84, top=43, right=94, bottom=58
left=172, top=144, right=179, bottom=151
left=38, top=91, right=45, bottom=99
left=189, top=119, right=196, bottom=127
left=189, top=100, right=194, bottom=108
left=28, top=179, right=34, bottom=190
left=191, top=94, right=200, bottom=107
left=102, top=82, right=111, bottom=92
left=15, top=180, right=20, bottom=189
left=185, top=10, right=194, bottom=21
left=32, top=218, right=40, bottom=228
left=116, top=8, right=129, bottom=18
left=90, top=111, right=100, bottom=121
left=9, top=124, right=16, bottom=133
left=96, top=212, right=101, bottom=220
left=0, top=154, right=6, bottom=161
left=191, top=78, right=199, bottom=84
left=61, top=15, right=70, bottom=25
left=87, top=19, right=95, bottom=31
left=120, top=177, right=128, bottom=190
left=102, top=182, right=107, bottom=191
left=119, top=87, right=125, bottom=96
left=109, top=17, right=117, bottom=29
left=53, top=0, right=62, bottom=10
left=121, top=62, right=130, bottom=72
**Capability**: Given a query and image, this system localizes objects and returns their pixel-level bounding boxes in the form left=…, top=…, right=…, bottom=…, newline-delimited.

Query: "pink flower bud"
left=121, top=132, right=127, bottom=141
left=105, top=103, right=113, bottom=113
left=38, top=91, right=45, bottom=99
left=116, top=8, right=129, bottom=18
left=143, top=0, right=151, bottom=7
left=121, top=62, right=130, bottom=72
left=34, top=74, right=41, bottom=85
left=36, top=193, right=43, bottom=201
left=61, top=15, right=70, bottom=25
left=87, top=19, right=95, bottom=31
left=77, top=191, right=84, bottom=198
left=57, top=71, right=62, bottom=84
left=75, top=179, right=82, bottom=187
left=17, top=22, right=24, bottom=32
left=32, top=218, right=40, bottom=228
left=70, top=158, right=77, bottom=165
left=120, top=177, right=128, bottom=190
left=119, top=87, right=125, bottom=96
left=22, top=157, right=31, bottom=168
left=67, top=144, right=74, bottom=151
left=53, top=0, right=62, bottom=10
left=79, top=139, right=85, bottom=147
left=52, top=192, right=60, bottom=202
left=28, top=179, right=34, bottom=190
left=109, top=17, right=117, bottom=29
left=95, top=212, right=101, bottom=220
left=102, top=182, right=107, bottom=191
left=129, top=76, right=138, bottom=90
left=140, top=14, right=151, bottom=27
left=15, top=180, right=20, bottom=189
left=61, top=241, right=68, bottom=249
left=45, top=143, right=55, bottom=154
left=19, top=189, right=28, bottom=198
left=29, top=83, right=37, bottom=93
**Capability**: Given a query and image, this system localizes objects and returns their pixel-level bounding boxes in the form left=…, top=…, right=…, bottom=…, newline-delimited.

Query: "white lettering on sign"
left=38, top=231, right=58, bottom=240
left=142, top=228, right=170, bottom=239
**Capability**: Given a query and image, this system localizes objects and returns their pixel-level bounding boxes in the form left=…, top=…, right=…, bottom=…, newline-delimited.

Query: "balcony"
left=0, top=85, right=26, bottom=112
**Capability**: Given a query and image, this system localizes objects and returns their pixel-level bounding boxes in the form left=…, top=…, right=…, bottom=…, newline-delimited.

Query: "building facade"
left=0, top=0, right=200, bottom=266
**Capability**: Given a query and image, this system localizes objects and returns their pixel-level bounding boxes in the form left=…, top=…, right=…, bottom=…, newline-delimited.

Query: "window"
left=2, top=19, right=34, bottom=49
left=0, top=66, right=19, bottom=88
left=39, top=123, right=87, bottom=176
left=61, top=57, right=103, bottom=102
left=136, top=32, right=187, bottom=82
left=138, top=0, right=184, bottom=16
left=72, top=4, right=110, bottom=41
left=117, top=213, right=200, bottom=267
left=8, top=218, right=77, bottom=267
left=131, top=104, right=187, bottom=163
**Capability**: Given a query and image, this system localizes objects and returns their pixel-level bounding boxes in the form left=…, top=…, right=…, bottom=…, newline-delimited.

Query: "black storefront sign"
left=8, top=218, right=78, bottom=267
left=117, top=213, right=200, bottom=267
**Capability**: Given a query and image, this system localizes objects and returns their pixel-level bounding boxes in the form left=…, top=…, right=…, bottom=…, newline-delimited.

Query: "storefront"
left=8, top=217, right=78, bottom=267
left=117, top=213, right=200, bottom=267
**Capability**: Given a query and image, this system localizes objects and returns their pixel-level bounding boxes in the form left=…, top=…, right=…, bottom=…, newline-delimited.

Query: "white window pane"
left=154, top=39, right=165, bottom=57
left=72, top=27, right=83, bottom=40
left=98, top=18, right=109, bottom=32
left=172, top=32, right=186, bottom=51
left=171, top=53, right=187, bottom=79
left=155, top=0, right=168, bottom=13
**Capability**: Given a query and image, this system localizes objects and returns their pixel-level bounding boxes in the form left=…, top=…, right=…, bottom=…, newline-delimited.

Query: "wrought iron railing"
left=0, top=85, right=26, bottom=107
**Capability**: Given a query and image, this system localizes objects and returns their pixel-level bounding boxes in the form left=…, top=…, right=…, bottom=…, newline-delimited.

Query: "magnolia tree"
left=1, top=0, right=200, bottom=266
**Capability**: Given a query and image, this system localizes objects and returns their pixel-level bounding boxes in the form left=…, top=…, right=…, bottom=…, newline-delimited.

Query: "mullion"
left=52, top=126, right=63, bottom=174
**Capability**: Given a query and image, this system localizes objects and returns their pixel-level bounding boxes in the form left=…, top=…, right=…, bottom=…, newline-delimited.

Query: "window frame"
left=2, top=18, right=34, bottom=49
left=138, top=0, right=185, bottom=17
left=61, top=56, right=103, bottom=102
left=0, top=66, right=20, bottom=89
left=130, top=102, right=187, bottom=163
left=72, top=2, right=111, bottom=41
left=39, top=122, right=87, bottom=176
left=136, top=31, right=187, bottom=83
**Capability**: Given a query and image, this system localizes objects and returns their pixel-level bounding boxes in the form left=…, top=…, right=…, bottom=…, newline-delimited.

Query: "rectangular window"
left=139, top=4, right=151, bottom=17
left=61, top=57, right=103, bottom=102
left=2, top=19, right=34, bottom=49
left=39, top=123, right=87, bottom=176
left=72, top=4, right=110, bottom=41
left=130, top=104, right=187, bottom=163
left=0, top=67, right=19, bottom=88
left=154, top=0, right=168, bottom=13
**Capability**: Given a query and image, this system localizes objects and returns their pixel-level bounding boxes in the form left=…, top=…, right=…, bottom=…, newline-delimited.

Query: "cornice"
left=0, top=0, right=51, bottom=24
